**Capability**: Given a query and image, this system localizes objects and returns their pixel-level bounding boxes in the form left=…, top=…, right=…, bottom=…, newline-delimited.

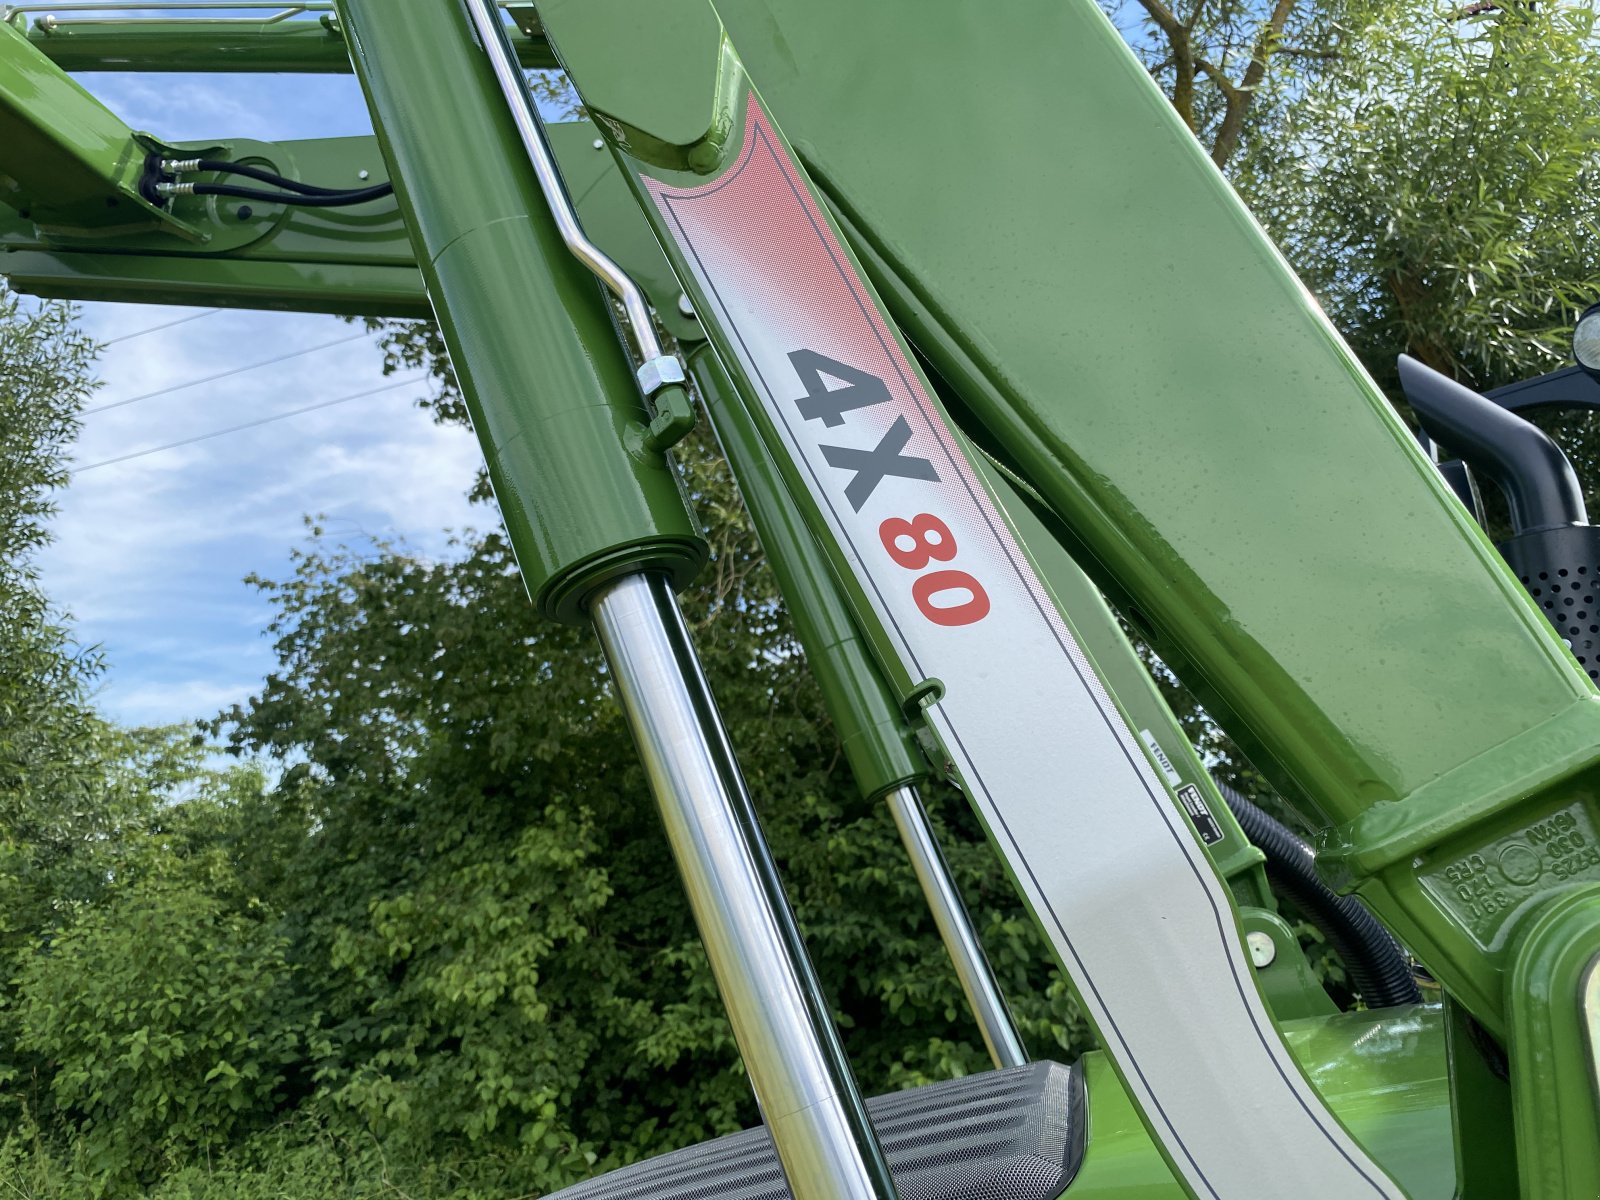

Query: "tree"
left=209, top=420, right=1089, bottom=1192
left=0, top=287, right=107, bottom=947
left=0, top=286, right=121, bottom=1069
left=1238, top=0, right=1600, bottom=395
left=1104, top=0, right=1352, bottom=169
left=0, top=288, right=286, bottom=1190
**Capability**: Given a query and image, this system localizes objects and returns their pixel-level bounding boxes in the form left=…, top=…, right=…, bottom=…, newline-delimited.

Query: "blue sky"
left=40, top=67, right=485, bottom=728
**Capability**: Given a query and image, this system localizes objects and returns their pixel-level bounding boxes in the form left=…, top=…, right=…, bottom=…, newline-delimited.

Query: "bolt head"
left=677, top=293, right=697, bottom=319
left=637, top=355, right=686, bottom=396
left=1246, top=930, right=1277, bottom=968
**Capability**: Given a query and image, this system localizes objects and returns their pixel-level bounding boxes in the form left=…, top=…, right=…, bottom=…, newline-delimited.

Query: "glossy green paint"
left=20, top=13, right=559, bottom=73
left=1240, top=908, right=1339, bottom=1020
left=1072, top=1007, right=1455, bottom=1198
left=689, top=347, right=926, bottom=800
left=2, top=135, right=402, bottom=252
left=545, top=22, right=1392, bottom=1185
left=541, top=0, right=735, bottom=174
left=0, top=126, right=658, bottom=320
left=711, top=0, right=1593, bottom=824
left=1503, top=884, right=1600, bottom=1199
left=0, top=2, right=1551, bottom=1189
left=973, top=456, right=1333, bottom=1013
left=689, top=0, right=1600, bottom=1038
left=0, top=134, right=416, bottom=312
left=1443, top=998, right=1518, bottom=1199
left=0, top=21, right=182, bottom=237
left=333, top=0, right=703, bottom=624
left=0, top=246, right=426, bottom=315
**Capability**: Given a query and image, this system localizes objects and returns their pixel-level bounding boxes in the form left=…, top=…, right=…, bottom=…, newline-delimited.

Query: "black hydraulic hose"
left=1400, top=354, right=1587, bottom=534
left=1215, top=781, right=1422, bottom=1009
left=188, top=181, right=395, bottom=208
left=188, top=158, right=367, bottom=196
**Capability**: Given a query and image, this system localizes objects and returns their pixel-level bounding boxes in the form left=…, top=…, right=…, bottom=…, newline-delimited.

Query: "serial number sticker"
left=643, top=93, right=1402, bottom=1200
left=1176, top=784, right=1225, bottom=846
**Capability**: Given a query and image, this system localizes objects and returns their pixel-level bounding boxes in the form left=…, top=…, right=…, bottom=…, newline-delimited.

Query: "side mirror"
left=1573, top=301, right=1600, bottom=379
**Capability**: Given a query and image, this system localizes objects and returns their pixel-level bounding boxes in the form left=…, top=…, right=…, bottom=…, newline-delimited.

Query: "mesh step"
left=548, top=1060, right=1085, bottom=1200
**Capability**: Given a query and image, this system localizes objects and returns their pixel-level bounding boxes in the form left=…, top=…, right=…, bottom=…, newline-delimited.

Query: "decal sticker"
left=1140, top=728, right=1185, bottom=787
left=1177, top=784, right=1226, bottom=846
left=644, top=95, right=1403, bottom=1200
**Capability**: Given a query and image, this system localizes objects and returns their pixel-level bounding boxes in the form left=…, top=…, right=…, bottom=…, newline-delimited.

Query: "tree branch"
left=1208, top=0, right=1298, bottom=169
left=1137, top=0, right=1200, bottom=130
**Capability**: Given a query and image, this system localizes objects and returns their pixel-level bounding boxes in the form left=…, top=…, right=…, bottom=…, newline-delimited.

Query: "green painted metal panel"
left=545, top=34, right=1410, bottom=1195
left=0, top=2, right=1555, bottom=1188
left=0, top=20, right=178, bottom=236
left=655, top=0, right=1600, bottom=1039
left=709, top=0, right=1600, bottom=805
left=1072, top=1007, right=1455, bottom=1198
left=22, top=14, right=354, bottom=72
left=18, top=12, right=559, bottom=73
left=333, top=0, right=704, bottom=624
left=0, top=247, right=427, bottom=316
left=0, top=127, right=639, bottom=319
left=0, top=133, right=420, bottom=312
left=1443, top=997, right=1518, bottom=1198
left=1503, top=884, right=1600, bottom=1199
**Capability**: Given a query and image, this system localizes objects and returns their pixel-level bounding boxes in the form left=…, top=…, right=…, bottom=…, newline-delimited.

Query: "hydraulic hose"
left=186, top=181, right=394, bottom=207
left=1215, top=781, right=1422, bottom=1009
left=186, top=158, right=366, bottom=196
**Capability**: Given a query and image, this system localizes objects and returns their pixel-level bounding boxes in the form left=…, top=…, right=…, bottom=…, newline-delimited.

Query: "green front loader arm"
left=1, top=0, right=1594, bottom=1194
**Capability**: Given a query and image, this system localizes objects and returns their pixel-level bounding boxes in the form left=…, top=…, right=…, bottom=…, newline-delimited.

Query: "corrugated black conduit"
left=1215, top=780, right=1422, bottom=1009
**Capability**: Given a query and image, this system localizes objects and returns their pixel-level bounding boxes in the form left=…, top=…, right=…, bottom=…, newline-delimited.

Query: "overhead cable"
left=75, top=376, right=425, bottom=474
left=99, top=308, right=222, bottom=347
left=83, top=330, right=371, bottom=415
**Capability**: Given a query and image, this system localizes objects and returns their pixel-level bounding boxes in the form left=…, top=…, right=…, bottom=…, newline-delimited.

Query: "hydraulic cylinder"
left=335, top=0, right=703, bottom=624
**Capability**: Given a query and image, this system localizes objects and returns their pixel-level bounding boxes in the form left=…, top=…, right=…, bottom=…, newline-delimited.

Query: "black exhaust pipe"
left=1399, top=354, right=1586, bottom=533
left=1399, top=354, right=1600, bottom=681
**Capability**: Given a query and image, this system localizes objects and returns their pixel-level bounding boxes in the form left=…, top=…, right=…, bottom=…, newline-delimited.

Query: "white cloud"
left=97, top=677, right=266, bottom=730
left=27, top=71, right=509, bottom=730
left=43, top=304, right=483, bottom=728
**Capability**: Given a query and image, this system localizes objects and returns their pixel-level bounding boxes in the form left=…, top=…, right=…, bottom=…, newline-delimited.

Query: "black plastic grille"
left=1499, top=525, right=1600, bottom=681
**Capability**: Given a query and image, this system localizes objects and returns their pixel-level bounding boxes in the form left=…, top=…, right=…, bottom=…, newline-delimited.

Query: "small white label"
left=1139, top=729, right=1184, bottom=786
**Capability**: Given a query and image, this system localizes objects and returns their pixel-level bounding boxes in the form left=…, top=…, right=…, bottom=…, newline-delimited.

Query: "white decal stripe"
left=645, top=95, right=1405, bottom=1200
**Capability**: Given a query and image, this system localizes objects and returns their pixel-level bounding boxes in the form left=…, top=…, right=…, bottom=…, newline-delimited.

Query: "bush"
left=13, top=884, right=310, bottom=1187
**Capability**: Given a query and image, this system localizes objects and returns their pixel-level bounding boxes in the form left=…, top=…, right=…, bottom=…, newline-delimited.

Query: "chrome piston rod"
left=590, top=573, right=895, bottom=1200
left=886, top=786, right=1027, bottom=1070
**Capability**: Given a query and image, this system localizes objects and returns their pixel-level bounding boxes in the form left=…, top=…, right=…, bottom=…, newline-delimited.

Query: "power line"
left=83, top=330, right=371, bottom=415
left=99, top=308, right=222, bottom=347
left=75, top=375, right=427, bottom=474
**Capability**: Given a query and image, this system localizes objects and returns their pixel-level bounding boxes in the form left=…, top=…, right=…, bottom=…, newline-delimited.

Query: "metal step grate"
left=548, top=1061, right=1085, bottom=1200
